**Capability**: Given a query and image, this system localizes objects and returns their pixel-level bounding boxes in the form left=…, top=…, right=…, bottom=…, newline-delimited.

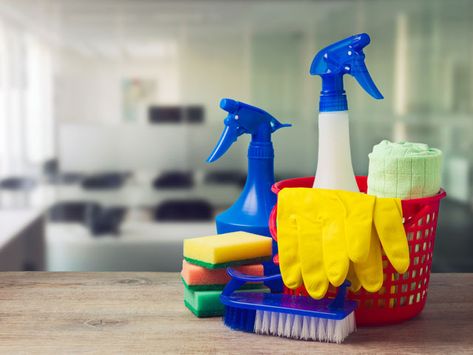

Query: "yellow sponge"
left=183, top=231, right=273, bottom=269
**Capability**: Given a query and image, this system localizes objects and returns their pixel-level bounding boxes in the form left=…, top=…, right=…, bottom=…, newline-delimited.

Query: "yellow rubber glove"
left=277, top=188, right=376, bottom=299
left=340, top=192, right=376, bottom=263
left=309, top=189, right=348, bottom=288
left=277, top=188, right=410, bottom=299
left=276, top=191, right=303, bottom=289
left=277, top=188, right=328, bottom=297
left=373, top=197, right=410, bottom=274
left=297, top=213, right=329, bottom=299
left=347, top=262, right=362, bottom=293
left=353, top=228, right=384, bottom=292
left=353, top=197, right=408, bottom=290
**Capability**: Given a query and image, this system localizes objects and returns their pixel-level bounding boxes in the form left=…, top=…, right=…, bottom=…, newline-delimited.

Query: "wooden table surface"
left=0, top=273, right=471, bottom=354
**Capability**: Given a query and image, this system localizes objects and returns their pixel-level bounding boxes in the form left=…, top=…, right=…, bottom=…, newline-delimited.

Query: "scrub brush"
left=220, top=269, right=356, bottom=343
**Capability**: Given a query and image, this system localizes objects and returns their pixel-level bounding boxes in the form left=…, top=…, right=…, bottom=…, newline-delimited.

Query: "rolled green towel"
left=368, top=140, right=442, bottom=199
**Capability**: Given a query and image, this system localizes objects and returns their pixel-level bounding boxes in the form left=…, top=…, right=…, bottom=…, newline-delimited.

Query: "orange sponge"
left=181, top=260, right=263, bottom=290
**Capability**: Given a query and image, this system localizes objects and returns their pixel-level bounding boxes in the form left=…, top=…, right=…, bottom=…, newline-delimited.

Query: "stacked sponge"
left=182, top=231, right=273, bottom=317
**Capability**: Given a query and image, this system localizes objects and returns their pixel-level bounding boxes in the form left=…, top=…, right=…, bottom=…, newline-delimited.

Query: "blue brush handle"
left=222, top=268, right=282, bottom=297
left=223, top=268, right=351, bottom=311
left=329, top=280, right=351, bottom=310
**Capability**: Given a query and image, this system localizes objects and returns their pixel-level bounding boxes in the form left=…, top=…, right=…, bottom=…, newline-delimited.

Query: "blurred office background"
left=0, top=0, right=471, bottom=272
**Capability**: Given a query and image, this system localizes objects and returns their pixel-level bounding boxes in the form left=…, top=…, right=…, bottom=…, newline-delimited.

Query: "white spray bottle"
left=310, top=33, right=383, bottom=191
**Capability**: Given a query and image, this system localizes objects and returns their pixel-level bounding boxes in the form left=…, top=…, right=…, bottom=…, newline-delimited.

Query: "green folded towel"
left=368, top=140, right=442, bottom=199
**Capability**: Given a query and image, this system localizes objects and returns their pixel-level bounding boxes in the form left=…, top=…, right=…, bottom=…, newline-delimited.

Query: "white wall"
left=55, top=31, right=257, bottom=173
left=54, top=29, right=317, bottom=177
left=55, top=49, right=180, bottom=124
left=180, top=31, right=251, bottom=171
left=59, top=123, right=188, bottom=172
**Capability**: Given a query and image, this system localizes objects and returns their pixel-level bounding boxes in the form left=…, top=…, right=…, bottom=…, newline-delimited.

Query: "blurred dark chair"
left=42, top=159, right=59, bottom=177
left=0, top=177, right=37, bottom=190
left=152, top=171, right=194, bottom=189
left=153, top=199, right=213, bottom=221
left=49, top=201, right=126, bottom=236
left=81, top=172, right=130, bottom=190
left=85, top=205, right=127, bottom=236
left=48, top=172, right=84, bottom=185
left=204, top=170, right=246, bottom=188
left=42, top=159, right=85, bottom=185
left=49, top=201, right=101, bottom=223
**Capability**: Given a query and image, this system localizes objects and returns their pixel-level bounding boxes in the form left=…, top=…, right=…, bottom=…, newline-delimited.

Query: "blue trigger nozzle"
left=206, top=99, right=291, bottom=163
left=220, top=98, right=239, bottom=113
left=310, top=33, right=383, bottom=112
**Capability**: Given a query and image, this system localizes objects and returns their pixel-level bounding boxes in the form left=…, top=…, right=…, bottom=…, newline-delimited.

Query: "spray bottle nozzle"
left=207, top=99, right=291, bottom=163
left=310, top=33, right=383, bottom=112
left=220, top=98, right=239, bottom=113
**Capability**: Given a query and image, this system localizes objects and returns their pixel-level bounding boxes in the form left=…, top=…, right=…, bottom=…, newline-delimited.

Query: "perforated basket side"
left=270, top=176, right=446, bottom=326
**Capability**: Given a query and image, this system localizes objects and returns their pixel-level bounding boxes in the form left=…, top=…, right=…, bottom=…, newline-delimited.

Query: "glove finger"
left=277, top=190, right=303, bottom=289
left=297, top=216, right=329, bottom=300
left=340, top=191, right=376, bottom=263
left=347, top=262, right=362, bottom=293
left=354, top=227, right=384, bottom=293
left=374, top=197, right=410, bottom=274
left=322, top=218, right=349, bottom=287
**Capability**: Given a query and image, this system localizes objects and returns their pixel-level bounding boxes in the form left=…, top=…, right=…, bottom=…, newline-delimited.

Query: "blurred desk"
left=0, top=209, right=45, bottom=270
left=46, top=221, right=215, bottom=271
left=3, top=181, right=241, bottom=209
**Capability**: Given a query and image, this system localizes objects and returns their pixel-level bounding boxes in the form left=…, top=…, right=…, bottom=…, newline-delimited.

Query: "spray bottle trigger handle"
left=351, top=59, right=383, bottom=100
left=206, top=124, right=239, bottom=163
left=269, top=118, right=292, bottom=133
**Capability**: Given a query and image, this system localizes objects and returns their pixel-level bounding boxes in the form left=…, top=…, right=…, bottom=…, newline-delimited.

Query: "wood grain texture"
left=0, top=272, right=471, bottom=354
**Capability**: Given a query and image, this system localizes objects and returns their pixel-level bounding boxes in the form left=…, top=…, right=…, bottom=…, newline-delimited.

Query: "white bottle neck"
left=313, top=111, right=359, bottom=192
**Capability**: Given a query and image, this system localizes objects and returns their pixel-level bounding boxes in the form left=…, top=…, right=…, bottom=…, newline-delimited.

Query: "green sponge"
left=183, top=256, right=271, bottom=269
left=181, top=276, right=262, bottom=291
left=183, top=283, right=269, bottom=318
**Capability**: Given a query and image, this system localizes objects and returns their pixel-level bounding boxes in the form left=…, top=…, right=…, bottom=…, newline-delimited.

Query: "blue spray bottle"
left=310, top=33, right=383, bottom=191
left=207, top=98, right=291, bottom=277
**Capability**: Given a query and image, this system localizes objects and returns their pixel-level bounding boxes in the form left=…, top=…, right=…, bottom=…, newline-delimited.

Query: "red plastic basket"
left=269, top=176, right=446, bottom=326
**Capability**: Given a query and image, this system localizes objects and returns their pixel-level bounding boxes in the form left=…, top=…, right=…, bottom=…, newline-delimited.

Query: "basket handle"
left=269, top=205, right=278, bottom=241
left=404, top=204, right=432, bottom=229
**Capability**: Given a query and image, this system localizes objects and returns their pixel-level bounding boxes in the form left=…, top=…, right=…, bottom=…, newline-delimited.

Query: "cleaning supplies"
left=183, top=231, right=272, bottom=269
left=207, top=99, right=290, bottom=276
left=181, top=260, right=263, bottom=291
left=182, top=232, right=271, bottom=317
left=310, top=33, right=383, bottom=191
left=276, top=188, right=409, bottom=298
left=184, top=283, right=269, bottom=318
left=270, top=175, right=447, bottom=325
left=368, top=140, right=442, bottom=199
left=220, top=269, right=356, bottom=343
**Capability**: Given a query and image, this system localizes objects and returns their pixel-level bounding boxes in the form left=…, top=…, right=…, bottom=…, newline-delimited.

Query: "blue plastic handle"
left=223, top=268, right=351, bottom=311
left=222, top=268, right=282, bottom=297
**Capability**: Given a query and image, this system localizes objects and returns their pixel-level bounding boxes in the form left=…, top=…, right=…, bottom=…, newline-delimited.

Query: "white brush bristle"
left=253, top=311, right=356, bottom=344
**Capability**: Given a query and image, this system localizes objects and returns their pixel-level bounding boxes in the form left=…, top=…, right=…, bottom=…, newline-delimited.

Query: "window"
left=0, top=18, right=54, bottom=177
